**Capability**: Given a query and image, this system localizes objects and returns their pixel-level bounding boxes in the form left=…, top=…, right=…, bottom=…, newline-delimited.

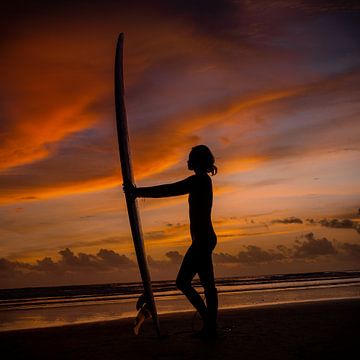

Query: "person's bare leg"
left=199, top=251, right=218, bottom=334
left=176, top=246, right=208, bottom=322
left=204, top=287, right=218, bottom=328
left=178, top=283, right=208, bottom=320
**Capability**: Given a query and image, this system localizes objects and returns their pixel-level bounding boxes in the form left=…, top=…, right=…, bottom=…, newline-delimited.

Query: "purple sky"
left=0, top=1, right=359, bottom=288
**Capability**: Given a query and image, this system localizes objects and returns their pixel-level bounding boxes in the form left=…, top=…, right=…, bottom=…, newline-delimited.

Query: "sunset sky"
left=0, top=0, right=359, bottom=288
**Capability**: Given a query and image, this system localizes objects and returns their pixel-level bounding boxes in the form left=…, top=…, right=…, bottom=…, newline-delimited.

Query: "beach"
left=1, top=298, right=359, bottom=360
left=2, top=271, right=359, bottom=332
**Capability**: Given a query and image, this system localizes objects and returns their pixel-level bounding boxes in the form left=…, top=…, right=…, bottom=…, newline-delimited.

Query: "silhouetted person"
left=124, top=145, right=218, bottom=338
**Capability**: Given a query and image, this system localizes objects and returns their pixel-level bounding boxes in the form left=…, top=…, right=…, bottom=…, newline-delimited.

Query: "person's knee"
left=204, top=285, right=217, bottom=297
left=176, top=277, right=191, bottom=292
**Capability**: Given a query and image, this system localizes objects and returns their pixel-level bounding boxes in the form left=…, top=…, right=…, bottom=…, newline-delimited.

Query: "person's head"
left=187, top=145, right=217, bottom=176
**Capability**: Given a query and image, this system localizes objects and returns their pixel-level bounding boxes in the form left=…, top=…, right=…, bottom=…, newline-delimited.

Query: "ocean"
left=1, top=270, right=359, bottom=332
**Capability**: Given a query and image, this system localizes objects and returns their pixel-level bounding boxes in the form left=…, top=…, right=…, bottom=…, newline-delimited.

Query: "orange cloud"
left=1, top=1, right=359, bottom=207
left=0, top=96, right=103, bottom=171
left=131, top=69, right=360, bottom=181
left=0, top=22, right=111, bottom=172
left=0, top=5, right=234, bottom=203
left=129, top=87, right=305, bottom=183
left=0, top=173, right=121, bottom=205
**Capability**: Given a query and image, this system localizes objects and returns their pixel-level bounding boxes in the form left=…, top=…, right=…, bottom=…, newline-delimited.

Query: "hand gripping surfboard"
left=114, top=33, right=160, bottom=336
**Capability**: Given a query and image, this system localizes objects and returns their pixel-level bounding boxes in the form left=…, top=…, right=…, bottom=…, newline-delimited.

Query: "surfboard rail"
left=114, top=33, right=160, bottom=336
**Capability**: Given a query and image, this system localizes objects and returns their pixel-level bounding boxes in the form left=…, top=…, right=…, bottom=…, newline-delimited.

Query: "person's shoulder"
left=185, top=174, right=197, bottom=181
left=180, top=175, right=197, bottom=186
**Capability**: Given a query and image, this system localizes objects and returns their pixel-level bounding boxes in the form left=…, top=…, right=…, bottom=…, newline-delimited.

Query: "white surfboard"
left=114, top=33, right=160, bottom=336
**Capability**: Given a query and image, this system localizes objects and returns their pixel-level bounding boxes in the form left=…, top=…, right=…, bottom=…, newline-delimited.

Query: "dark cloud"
left=213, top=252, right=240, bottom=264
left=238, top=245, right=286, bottom=263
left=58, top=248, right=94, bottom=267
left=36, top=257, right=58, bottom=272
left=1, top=248, right=135, bottom=276
left=214, top=232, right=338, bottom=265
left=97, top=249, right=134, bottom=267
left=319, top=218, right=360, bottom=234
left=339, top=243, right=360, bottom=259
left=214, top=246, right=286, bottom=264
left=0, top=258, right=20, bottom=274
left=306, top=217, right=360, bottom=234
left=147, top=251, right=184, bottom=269
left=165, top=251, right=183, bottom=264
left=0, top=248, right=138, bottom=288
left=271, top=216, right=303, bottom=224
left=1, top=232, right=359, bottom=288
left=292, top=233, right=337, bottom=258
left=162, top=0, right=241, bottom=43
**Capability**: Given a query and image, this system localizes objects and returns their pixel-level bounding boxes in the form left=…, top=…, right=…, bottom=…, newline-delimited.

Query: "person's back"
left=188, top=173, right=216, bottom=250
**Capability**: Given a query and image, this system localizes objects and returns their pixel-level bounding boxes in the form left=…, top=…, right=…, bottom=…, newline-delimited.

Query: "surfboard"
left=114, top=33, right=160, bottom=336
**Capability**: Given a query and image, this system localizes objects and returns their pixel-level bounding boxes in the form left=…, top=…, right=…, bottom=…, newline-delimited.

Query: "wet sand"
left=1, top=298, right=359, bottom=360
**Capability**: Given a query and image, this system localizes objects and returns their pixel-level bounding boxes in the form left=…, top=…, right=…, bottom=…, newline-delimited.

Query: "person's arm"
left=134, top=176, right=194, bottom=198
